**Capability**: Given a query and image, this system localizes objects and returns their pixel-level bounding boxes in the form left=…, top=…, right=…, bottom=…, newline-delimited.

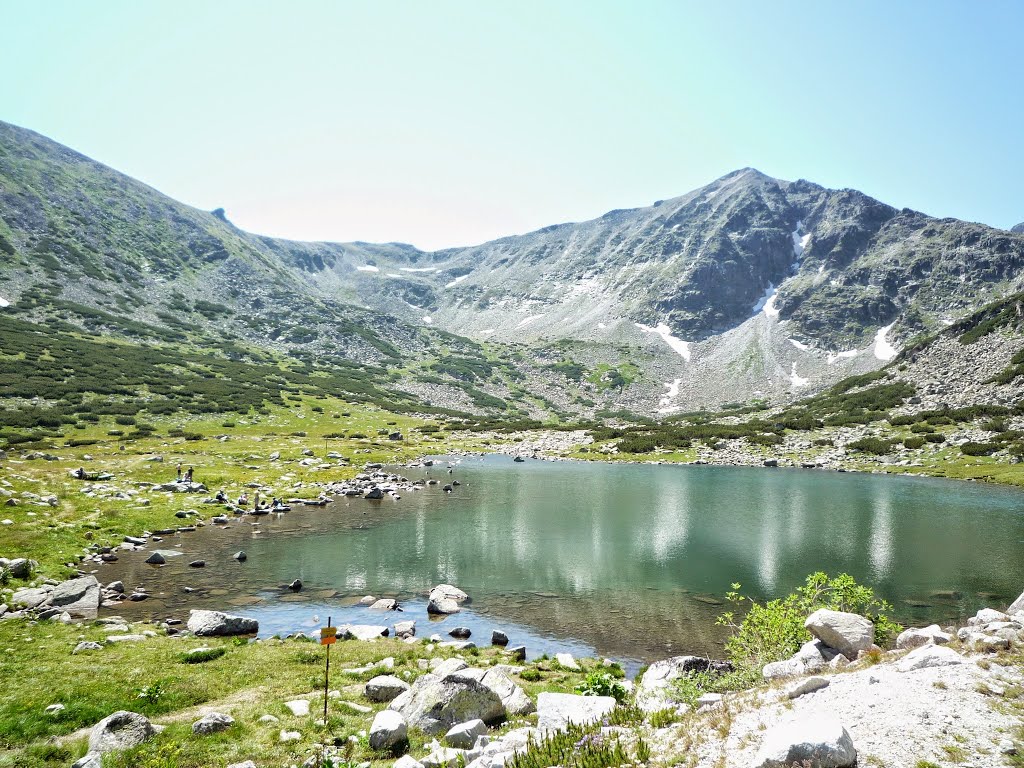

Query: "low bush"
left=717, top=572, right=901, bottom=674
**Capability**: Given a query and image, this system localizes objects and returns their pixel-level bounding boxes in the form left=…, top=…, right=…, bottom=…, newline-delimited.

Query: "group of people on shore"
left=212, top=488, right=288, bottom=513
left=175, top=463, right=194, bottom=483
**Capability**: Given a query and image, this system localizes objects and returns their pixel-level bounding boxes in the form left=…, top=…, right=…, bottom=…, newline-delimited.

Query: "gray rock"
left=71, top=753, right=102, bottom=768
left=359, top=595, right=377, bottom=605
left=370, top=598, right=397, bottom=611
left=491, top=630, right=509, bottom=646
left=192, top=712, right=234, bottom=734
left=897, top=644, right=964, bottom=672
left=895, top=624, right=952, bottom=651
left=449, top=627, right=471, bottom=639
left=785, top=676, right=830, bottom=699
left=87, top=710, right=157, bottom=754
left=507, top=646, right=526, bottom=662
left=284, top=699, right=310, bottom=716
left=970, top=607, right=1010, bottom=626
left=189, top=560, right=206, bottom=568
left=753, top=715, right=856, bottom=767
left=11, top=586, right=52, bottom=610
left=763, top=640, right=840, bottom=681
left=144, top=552, right=165, bottom=565
left=445, top=718, right=487, bottom=748
left=7, top=557, right=32, bottom=578
left=73, top=641, right=104, bottom=654
left=804, top=609, right=873, bottom=660
left=365, top=675, right=411, bottom=702
left=389, top=671, right=505, bottom=734
left=343, top=624, right=389, bottom=641
left=369, top=709, right=408, bottom=751
left=288, top=579, right=302, bottom=592
left=50, top=576, right=101, bottom=619
left=187, top=609, right=258, bottom=636
left=427, top=584, right=468, bottom=615
left=394, top=620, right=416, bottom=638
left=232, top=551, right=247, bottom=562
left=393, top=756, right=424, bottom=768
left=536, top=692, right=616, bottom=731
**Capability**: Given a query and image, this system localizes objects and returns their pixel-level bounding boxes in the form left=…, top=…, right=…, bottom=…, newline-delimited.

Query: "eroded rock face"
left=804, top=610, right=873, bottom=660
left=187, top=609, right=258, bottom=637
left=763, top=640, right=840, bottom=681
left=459, top=667, right=535, bottom=716
left=87, top=710, right=157, bottom=754
left=389, top=671, right=504, bottom=734
left=753, top=715, right=856, bottom=768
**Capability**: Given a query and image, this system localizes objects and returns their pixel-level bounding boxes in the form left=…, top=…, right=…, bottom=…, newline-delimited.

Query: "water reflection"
left=98, top=458, right=1024, bottom=663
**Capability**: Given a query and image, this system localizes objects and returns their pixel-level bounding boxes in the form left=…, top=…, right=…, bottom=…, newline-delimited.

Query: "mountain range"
left=3, top=119, right=1024, bottom=417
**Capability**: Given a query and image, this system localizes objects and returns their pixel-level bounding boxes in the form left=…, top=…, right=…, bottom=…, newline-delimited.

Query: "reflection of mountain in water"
left=98, top=459, right=1024, bottom=661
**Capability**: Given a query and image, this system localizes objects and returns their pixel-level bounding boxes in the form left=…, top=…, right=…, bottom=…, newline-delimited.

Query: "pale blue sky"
left=2, top=1, right=1022, bottom=250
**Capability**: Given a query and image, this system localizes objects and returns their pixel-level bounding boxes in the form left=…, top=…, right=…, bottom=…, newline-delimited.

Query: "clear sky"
left=2, top=1, right=1022, bottom=250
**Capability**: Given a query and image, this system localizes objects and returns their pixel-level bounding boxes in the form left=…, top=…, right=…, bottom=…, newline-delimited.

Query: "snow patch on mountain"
left=657, top=378, right=683, bottom=414
left=874, top=323, right=898, bottom=361
left=445, top=274, right=469, bottom=288
left=0, top=295, right=9, bottom=308
left=356, top=264, right=379, bottom=273
left=789, top=363, right=808, bottom=388
left=828, top=349, right=859, bottom=365
left=635, top=323, right=691, bottom=361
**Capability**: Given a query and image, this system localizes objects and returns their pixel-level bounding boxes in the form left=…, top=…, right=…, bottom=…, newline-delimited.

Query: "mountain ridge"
left=3, top=119, right=1024, bottom=414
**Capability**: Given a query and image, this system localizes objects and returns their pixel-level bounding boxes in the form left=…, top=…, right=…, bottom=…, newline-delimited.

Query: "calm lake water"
left=100, top=456, right=1024, bottom=671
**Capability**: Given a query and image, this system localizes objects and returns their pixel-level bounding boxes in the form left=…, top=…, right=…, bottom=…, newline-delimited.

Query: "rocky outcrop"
left=192, top=712, right=234, bottom=735
left=895, top=624, right=952, bottom=650
left=763, top=640, right=843, bottom=680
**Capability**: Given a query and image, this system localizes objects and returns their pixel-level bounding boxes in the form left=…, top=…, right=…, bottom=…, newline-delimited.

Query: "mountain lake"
left=98, top=455, right=1024, bottom=672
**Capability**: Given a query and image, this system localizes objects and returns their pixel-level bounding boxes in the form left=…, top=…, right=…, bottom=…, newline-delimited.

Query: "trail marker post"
left=321, top=618, right=337, bottom=725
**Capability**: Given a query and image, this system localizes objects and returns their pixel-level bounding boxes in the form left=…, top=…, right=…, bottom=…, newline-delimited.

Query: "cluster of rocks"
left=6, top=574, right=102, bottom=621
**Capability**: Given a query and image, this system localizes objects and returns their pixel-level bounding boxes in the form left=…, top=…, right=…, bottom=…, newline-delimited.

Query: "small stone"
left=445, top=718, right=487, bottom=748
left=279, top=729, right=302, bottom=742
left=73, top=641, right=103, bottom=654
left=233, top=551, right=247, bottom=562
left=189, top=560, right=206, bottom=568
left=491, top=630, right=509, bottom=646
left=785, top=676, right=830, bottom=699
left=449, top=627, right=471, bottom=639
left=555, top=653, right=580, bottom=670
left=192, top=712, right=234, bottom=734
left=285, top=699, right=310, bottom=717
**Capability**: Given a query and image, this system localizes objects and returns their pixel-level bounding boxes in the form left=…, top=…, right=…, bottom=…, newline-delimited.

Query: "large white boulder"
left=1008, top=589, right=1024, bottom=615
left=369, top=709, right=408, bottom=751
left=536, top=692, right=616, bottom=731
left=804, top=609, right=874, bottom=660
left=753, top=715, right=856, bottom=768
left=895, top=624, right=952, bottom=651
left=343, top=624, right=389, bottom=640
left=187, top=609, right=258, bottom=636
left=897, top=644, right=963, bottom=672
left=390, top=671, right=505, bottom=734
left=969, top=608, right=1010, bottom=626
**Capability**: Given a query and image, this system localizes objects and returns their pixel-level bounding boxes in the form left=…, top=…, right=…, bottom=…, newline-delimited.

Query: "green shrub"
left=717, top=572, right=901, bottom=673
left=574, top=671, right=628, bottom=703
left=925, top=433, right=946, bottom=443
left=961, top=441, right=997, bottom=456
left=180, top=647, right=226, bottom=664
left=903, top=436, right=926, bottom=449
left=518, top=668, right=542, bottom=682
left=847, top=437, right=894, bottom=455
